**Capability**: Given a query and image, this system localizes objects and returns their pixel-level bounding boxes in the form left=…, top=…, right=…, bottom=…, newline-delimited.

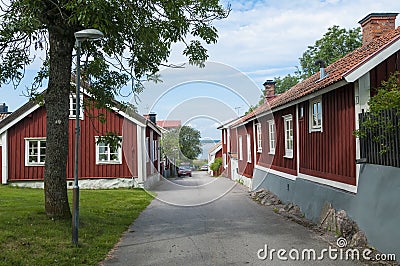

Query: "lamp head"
left=74, top=29, right=104, bottom=42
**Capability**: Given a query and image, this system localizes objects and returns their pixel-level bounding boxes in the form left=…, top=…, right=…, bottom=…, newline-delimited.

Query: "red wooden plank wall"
left=66, top=106, right=134, bottom=179
left=299, top=84, right=356, bottom=185
left=8, top=107, right=47, bottom=180
left=236, top=122, right=254, bottom=178
left=370, top=51, right=400, bottom=96
left=257, top=107, right=297, bottom=176
left=256, top=116, right=273, bottom=170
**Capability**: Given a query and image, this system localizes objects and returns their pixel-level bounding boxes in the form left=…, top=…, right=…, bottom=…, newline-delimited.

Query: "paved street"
left=103, top=171, right=360, bottom=265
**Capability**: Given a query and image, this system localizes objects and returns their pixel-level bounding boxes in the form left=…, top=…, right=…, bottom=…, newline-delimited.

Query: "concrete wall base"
left=8, top=178, right=136, bottom=189
left=252, top=164, right=400, bottom=261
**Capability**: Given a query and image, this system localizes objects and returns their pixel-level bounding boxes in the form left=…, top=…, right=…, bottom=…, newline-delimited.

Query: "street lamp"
left=72, top=28, right=104, bottom=246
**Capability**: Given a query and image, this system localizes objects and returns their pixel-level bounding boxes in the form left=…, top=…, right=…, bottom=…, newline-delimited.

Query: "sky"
left=1, top=0, right=399, bottom=140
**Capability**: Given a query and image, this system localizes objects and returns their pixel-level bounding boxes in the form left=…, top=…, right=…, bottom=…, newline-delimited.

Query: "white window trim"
left=69, top=93, right=84, bottom=120
left=223, top=130, right=227, bottom=144
left=223, top=153, right=227, bottom=168
left=283, top=115, right=293, bottom=159
left=95, top=136, right=122, bottom=165
left=309, top=96, right=322, bottom=132
left=256, top=123, right=262, bottom=153
left=152, top=140, right=157, bottom=162
left=145, top=137, right=150, bottom=163
left=25, top=138, right=46, bottom=166
left=238, top=135, right=243, bottom=161
left=227, top=130, right=231, bottom=153
left=268, top=120, right=275, bottom=155
left=246, top=134, right=252, bottom=163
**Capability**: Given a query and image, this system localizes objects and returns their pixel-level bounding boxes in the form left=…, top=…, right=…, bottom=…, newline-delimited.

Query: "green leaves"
left=274, top=74, right=300, bottom=94
left=298, top=26, right=362, bottom=79
left=161, top=125, right=202, bottom=162
left=354, top=72, right=400, bottom=155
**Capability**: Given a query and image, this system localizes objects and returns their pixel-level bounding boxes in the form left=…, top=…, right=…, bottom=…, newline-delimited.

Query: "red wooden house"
left=223, top=12, right=400, bottom=193
left=0, top=92, right=162, bottom=189
left=207, top=141, right=222, bottom=176
left=220, top=13, right=400, bottom=259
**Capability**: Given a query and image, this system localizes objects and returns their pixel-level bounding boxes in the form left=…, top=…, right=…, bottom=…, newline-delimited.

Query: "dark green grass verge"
left=0, top=186, right=154, bottom=265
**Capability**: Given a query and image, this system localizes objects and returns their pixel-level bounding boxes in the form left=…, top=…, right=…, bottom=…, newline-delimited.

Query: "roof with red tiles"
left=233, top=27, right=400, bottom=127
left=156, top=120, right=181, bottom=129
left=0, top=113, right=10, bottom=121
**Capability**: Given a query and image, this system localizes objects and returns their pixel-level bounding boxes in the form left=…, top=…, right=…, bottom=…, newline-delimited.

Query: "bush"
left=210, top=157, right=222, bottom=172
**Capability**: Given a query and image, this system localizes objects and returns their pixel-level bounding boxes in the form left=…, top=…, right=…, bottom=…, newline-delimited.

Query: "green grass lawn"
left=0, top=186, right=154, bottom=265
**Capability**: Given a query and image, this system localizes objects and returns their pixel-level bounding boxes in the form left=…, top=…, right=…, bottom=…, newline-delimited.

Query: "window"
left=223, top=153, right=227, bottom=168
left=310, top=97, right=322, bottom=131
left=268, top=120, right=275, bottom=154
left=95, top=136, right=122, bottom=164
left=25, top=138, right=46, bottom=166
left=256, top=123, right=262, bottom=153
left=283, top=115, right=293, bottom=158
left=69, top=93, right=84, bottom=119
left=246, top=134, right=252, bottom=163
left=238, top=135, right=243, bottom=160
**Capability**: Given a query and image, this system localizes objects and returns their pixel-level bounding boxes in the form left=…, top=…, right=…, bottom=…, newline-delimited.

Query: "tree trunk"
left=44, top=27, right=75, bottom=218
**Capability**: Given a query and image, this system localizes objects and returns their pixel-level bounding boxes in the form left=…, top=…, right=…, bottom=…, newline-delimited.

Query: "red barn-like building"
left=0, top=93, right=162, bottom=189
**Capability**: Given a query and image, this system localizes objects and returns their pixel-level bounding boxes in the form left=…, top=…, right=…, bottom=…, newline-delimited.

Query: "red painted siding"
left=299, top=84, right=356, bottom=185
left=258, top=107, right=297, bottom=176
left=7, top=101, right=141, bottom=181
left=236, top=122, right=254, bottom=178
left=227, top=127, right=237, bottom=179
left=255, top=116, right=274, bottom=169
left=8, top=107, right=47, bottom=180
left=370, top=51, right=400, bottom=96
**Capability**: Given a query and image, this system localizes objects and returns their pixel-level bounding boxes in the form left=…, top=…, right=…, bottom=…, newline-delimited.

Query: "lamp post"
left=72, top=29, right=104, bottom=246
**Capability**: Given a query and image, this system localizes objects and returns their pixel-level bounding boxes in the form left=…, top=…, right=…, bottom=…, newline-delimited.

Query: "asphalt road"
left=103, top=171, right=360, bottom=265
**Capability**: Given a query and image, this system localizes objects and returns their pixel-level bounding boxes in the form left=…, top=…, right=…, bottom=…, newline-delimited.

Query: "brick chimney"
left=263, top=80, right=276, bottom=102
left=359, top=13, right=398, bottom=45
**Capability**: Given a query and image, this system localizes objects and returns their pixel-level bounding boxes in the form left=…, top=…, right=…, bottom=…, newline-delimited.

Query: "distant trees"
left=161, top=126, right=202, bottom=163
left=276, top=26, right=362, bottom=93
left=247, top=25, right=362, bottom=114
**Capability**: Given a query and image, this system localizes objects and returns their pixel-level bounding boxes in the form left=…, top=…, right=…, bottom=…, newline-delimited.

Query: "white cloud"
left=167, top=0, right=400, bottom=81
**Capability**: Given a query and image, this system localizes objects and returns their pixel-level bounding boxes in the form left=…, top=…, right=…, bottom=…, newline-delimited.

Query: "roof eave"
left=344, top=36, right=400, bottom=82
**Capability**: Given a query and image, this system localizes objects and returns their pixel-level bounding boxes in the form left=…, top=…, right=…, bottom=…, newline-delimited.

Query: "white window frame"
left=223, top=130, right=227, bottom=144
left=145, top=137, right=150, bottom=163
left=268, top=120, right=275, bottom=155
left=223, top=153, right=227, bottom=168
left=238, top=135, right=243, bottom=161
left=283, top=115, right=293, bottom=158
left=69, top=93, right=84, bottom=119
left=95, top=136, right=122, bottom=164
left=246, top=134, right=252, bottom=163
left=309, top=97, right=322, bottom=132
left=25, top=138, right=46, bottom=166
left=152, top=140, right=157, bottom=162
left=256, top=123, right=262, bottom=153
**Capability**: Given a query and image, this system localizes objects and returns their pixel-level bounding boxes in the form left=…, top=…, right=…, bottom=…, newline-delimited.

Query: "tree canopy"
left=0, top=0, right=229, bottom=218
left=297, top=25, right=362, bottom=79
left=161, top=125, right=202, bottom=162
left=246, top=25, right=362, bottom=114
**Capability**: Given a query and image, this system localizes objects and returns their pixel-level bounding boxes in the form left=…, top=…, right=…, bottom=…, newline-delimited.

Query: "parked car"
left=201, top=165, right=208, bottom=171
left=178, top=166, right=192, bottom=177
